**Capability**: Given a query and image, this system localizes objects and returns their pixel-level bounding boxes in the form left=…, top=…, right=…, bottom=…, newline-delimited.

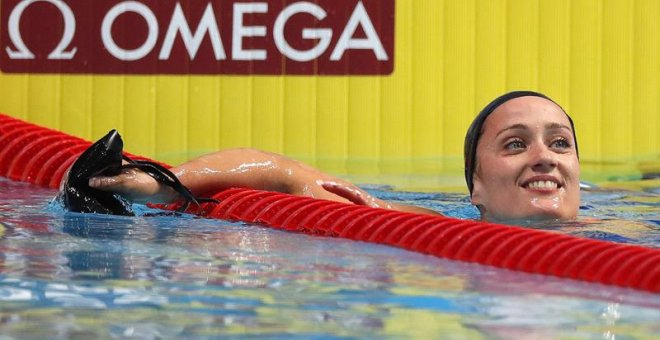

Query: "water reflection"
left=0, top=177, right=659, bottom=338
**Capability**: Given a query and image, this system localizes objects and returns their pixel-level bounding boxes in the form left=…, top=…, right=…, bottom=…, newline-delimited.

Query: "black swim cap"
left=463, top=91, right=579, bottom=195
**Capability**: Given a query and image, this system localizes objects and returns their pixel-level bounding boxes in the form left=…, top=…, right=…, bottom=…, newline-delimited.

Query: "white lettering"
left=101, top=1, right=158, bottom=61
left=6, top=0, right=77, bottom=59
left=274, top=2, right=332, bottom=62
left=330, top=1, right=387, bottom=61
left=2, top=0, right=391, bottom=68
left=232, top=2, right=268, bottom=61
left=159, top=3, right=225, bottom=60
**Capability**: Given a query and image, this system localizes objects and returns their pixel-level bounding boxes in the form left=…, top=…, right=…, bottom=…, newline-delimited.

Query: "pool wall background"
left=0, top=0, right=658, bottom=188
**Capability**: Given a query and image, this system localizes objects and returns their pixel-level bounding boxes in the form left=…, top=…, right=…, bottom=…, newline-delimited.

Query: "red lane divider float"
left=1, top=113, right=659, bottom=293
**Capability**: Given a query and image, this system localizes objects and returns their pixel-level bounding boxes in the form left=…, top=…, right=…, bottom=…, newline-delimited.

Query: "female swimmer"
left=89, top=91, right=580, bottom=223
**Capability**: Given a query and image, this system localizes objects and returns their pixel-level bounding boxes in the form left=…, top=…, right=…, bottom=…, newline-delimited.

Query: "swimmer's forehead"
left=482, top=96, right=573, bottom=134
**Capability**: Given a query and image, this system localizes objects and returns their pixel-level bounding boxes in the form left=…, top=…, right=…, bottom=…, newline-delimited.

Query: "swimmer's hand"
left=89, top=167, right=177, bottom=204
left=320, top=181, right=391, bottom=208
left=321, top=181, right=441, bottom=215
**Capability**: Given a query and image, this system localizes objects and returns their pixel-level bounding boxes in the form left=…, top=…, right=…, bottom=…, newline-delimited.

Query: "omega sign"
left=0, top=0, right=394, bottom=74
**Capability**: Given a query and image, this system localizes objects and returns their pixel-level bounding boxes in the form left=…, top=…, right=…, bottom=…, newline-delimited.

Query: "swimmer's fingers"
left=322, top=181, right=440, bottom=215
left=321, top=181, right=391, bottom=209
left=321, top=181, right=369, bottom=205
left=89, top=168, right=168, bottom=203
left=89, top=167, right=137, bottom=189
left=88, top=175, right=120, bottom=190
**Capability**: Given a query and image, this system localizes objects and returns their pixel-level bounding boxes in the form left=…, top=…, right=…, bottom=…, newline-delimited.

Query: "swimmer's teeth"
left=527, top=180, right=557, bottom=190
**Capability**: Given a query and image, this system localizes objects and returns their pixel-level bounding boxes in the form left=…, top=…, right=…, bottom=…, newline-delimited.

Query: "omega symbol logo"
left=5, top=0, right=77, bottom=59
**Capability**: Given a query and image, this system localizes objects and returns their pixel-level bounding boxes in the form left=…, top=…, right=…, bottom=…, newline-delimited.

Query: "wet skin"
left=470, top=96, right=580, bottom=222
left=89, top=148, right=440, bottom=216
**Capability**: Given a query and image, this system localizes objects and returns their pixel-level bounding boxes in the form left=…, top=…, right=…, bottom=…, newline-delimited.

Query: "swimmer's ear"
left=471, top=173, right=490, bottom=219
left=474, top=204, right=486, bottom=217
left=470, top=173, right=486, bottom=219
left=470, top=172, right=485, bottom=207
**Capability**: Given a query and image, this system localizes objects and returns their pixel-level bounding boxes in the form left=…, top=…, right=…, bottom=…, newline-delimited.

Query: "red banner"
left=1, top=0, right=394, bottom=74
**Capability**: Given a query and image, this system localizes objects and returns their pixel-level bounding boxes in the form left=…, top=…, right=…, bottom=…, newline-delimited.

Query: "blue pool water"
left=0, top=177, right=659, bottom=338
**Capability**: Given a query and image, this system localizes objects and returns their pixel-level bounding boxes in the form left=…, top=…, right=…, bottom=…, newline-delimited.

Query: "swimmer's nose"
left=530, top=144, right=558, bottom=171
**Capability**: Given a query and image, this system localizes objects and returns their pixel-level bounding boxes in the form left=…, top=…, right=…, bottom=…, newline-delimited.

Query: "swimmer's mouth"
left=522, top=178, right=562, bottom=190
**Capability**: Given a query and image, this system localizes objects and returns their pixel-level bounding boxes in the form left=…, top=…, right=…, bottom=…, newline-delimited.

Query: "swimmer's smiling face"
left=471, top=96, right=580, bottom=222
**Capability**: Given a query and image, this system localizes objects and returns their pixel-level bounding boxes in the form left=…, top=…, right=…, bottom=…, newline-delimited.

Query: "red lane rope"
left=1, top=113, right=658, bottom=293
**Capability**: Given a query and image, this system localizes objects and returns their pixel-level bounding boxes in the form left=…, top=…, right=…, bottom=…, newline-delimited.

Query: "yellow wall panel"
left=380, top=0, right=412, bottom=175
left=91, top=77, right=124, bottom=139
left=123, top=78, right=156, bottom=158
left=0, top=75, right=28, bottom=120
left=188, top=77, right=220, bottom=158
left=251, top=77, right=284, bottom=152
left=601, top=0, right=633, bottom=161
left=474, top=0, right=506, bottom=108
left=27, top=76, right=60, bottom=128
left=315, top=77, right=348, bottom=174
left=632, top=0, right=660, bottom=160
left=411, top=0, right=443, bottom=173
left=218, top=78, right=252, bottom=149
left=1, top=0, right=659, bottom=189
left=506, top=0, right=539, bottom=89
left=347, top=78, right=380, bottom=174
left=155, top=77, right=189, bottom=164
left=569, top=0, right=602, bottom=166
left=284, top=77, right=316, bottom=160
left=443, top=0, right=475, bottom=168
left=538, top=0, right=570, bottom=103
left=60, top=76, right=92, bottom=139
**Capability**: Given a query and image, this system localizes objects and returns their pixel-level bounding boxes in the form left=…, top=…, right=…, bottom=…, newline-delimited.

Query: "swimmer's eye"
left=505, top=139, right=526, bottom=151
left=550, top=138, right=571, bottom=150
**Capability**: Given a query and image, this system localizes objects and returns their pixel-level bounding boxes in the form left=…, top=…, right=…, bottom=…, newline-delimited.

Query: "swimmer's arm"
left=89, top=148, right=441, bottom=216
left=91, top=148, right=317, bottom=203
